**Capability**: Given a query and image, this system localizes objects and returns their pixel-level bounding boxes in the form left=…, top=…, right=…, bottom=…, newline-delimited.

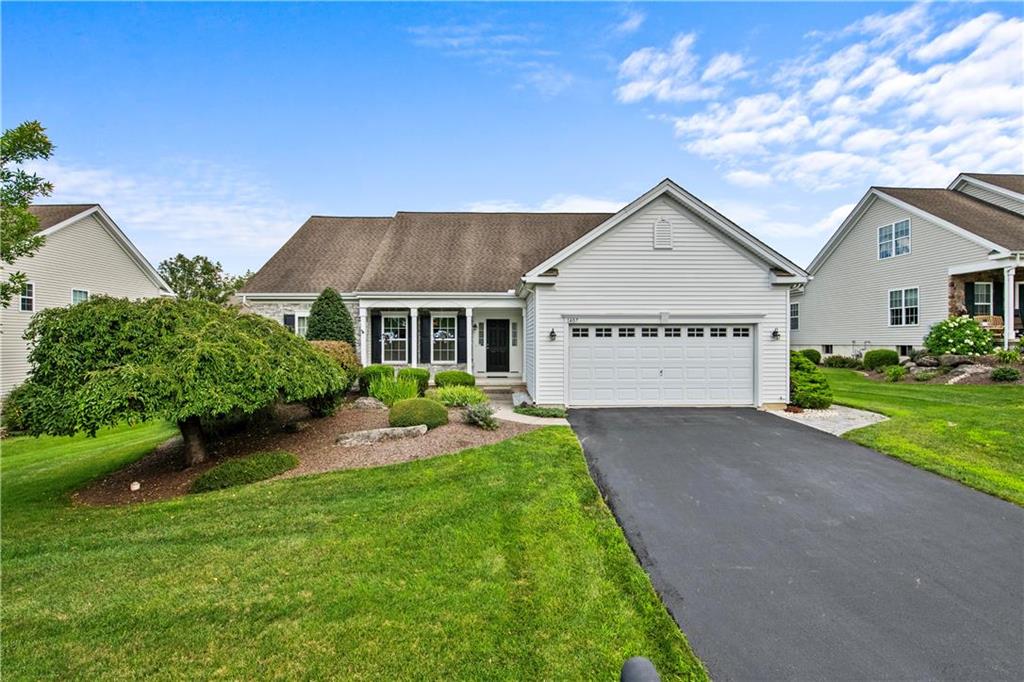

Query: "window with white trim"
left=431, top=315, right=457, bottom=364
left=296, top=314, right=309, bottom=338
left=20, top=283, right=34, bottom=312
left=595, top=327, right=612, bottom=338
left=710, top=327, right=727, bottom=337
left=822, top=344, right=833, bottom=355
left=511, top=321, right=518, bottom=347
left=571, top=327, right=589, bottom=338
left=732, top=327, right=750, bottom=337
left=889, top=287, right=919, bottom=326
left=72, top=289, right=89, bottom=304
left=382, top=314, right=408, bottom=363
left=687, top=327, right=704, bottom=337
left=878, top=219, right=910, bottom=259
left=641, top=327, right=658, bottom=337
left=618, top=327, right=635, bottom=338
left=973, top=282, right=993, bottom=316
left=898, top=345, right=914, bottom=357
left=790, top=302, right=799, bottom=330
left=665, top=327, right=681, bottom=337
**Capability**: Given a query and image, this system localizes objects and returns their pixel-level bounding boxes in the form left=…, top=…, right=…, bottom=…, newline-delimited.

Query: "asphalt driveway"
left=570, top=408, right=1024, bottom=681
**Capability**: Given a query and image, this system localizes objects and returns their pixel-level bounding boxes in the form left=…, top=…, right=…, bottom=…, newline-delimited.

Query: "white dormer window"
left=878, top=219, right=910, bottom=259
left=653, top=218, right=673, bottom=249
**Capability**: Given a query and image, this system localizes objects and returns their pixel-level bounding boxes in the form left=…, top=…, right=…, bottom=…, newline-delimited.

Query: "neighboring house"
left=0, top=204, right=174, bottom=396
left=241, top=179, right=808, bottom=408
left=792, top=173, right=1024, bottom=358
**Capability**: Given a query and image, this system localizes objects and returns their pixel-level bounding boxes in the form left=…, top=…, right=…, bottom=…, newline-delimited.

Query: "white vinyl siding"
left=524, top=292, right=536, bottom=398
left=791, top=196, right=991, bottom=349
left=956, top=183, right=1024, bottom=216
left=532, top=195, right=791, bottom=406
left=0, top=213, right=165, bottom=395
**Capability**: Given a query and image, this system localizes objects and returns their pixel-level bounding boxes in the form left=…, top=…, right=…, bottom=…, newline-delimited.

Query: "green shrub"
left=360, top=364, right=394, bottom=394
left=790, top=351, right=833, bottom=409
left=924, top=315, right=993, bottom=356
left=464, top=403, right=499, bottom=431
left=190, top=451, right=299, bottom=494
left=397, top=367, right=430, bottom=395
left=306, top=288, right=356, bottom=345
left=389, top=398, right=448, bottom=430
left=863, top=349, right=900, bottom=371
left=513, top=405, right=567, bottom=418
left=305, top=390, right=347, bottom=417
left=309, top=340, right=360, bottom=391
left=798, top=348, right=822, bottom=365
left=369, top=377, right=420, bottom=406
left=823, top=355, right=861, bottom=369
left=912, top=370, right=938, bottom=382
left=994, top=349, right=1022, bottom=365
left=434, top=370, right=475, bottom=388
left=884, top=365, right=907, bottom=383
left=427, top=385, right=489, bottom=407
left=991, top=366, right=1021, bottom=382
left=1, top=383, right=30, bottom=433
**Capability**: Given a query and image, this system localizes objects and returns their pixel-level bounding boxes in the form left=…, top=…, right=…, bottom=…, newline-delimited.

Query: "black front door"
left=486, top=319, right=510, bottom=372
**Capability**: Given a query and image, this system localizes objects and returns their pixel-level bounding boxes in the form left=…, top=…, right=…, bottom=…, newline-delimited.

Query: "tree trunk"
left=177, top=416, right=208, bottom=468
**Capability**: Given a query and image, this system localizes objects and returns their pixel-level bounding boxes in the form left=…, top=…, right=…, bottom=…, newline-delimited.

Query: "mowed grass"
left=824, top=369, right=1024, bottom=506
left=1, top=423, right=705, bottom=680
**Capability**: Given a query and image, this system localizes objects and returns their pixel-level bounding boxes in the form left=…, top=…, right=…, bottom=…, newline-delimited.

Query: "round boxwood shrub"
left=991, top=366, right=1021, bottom=382
left=798, top=348, right=822, bottom=365
left=360, top=364, right=394, bottom=394
left=389, top=398, right=448, bottom=430
left=190, top=451, right=299, bottom=494
left=434, top=370, right=475, bottom=388
left=397, top=367, right=430, bottom=395
left=923, top=315, right=993, bottom=356
left=863, top=349, right=900, bottom=371
left=790, top=351, right=833, bottom=409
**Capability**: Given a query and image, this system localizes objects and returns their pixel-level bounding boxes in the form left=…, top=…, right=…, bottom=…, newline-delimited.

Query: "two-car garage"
left=567, top=324, right=755, bottom=407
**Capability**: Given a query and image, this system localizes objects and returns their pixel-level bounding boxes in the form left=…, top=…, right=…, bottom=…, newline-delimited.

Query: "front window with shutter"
left=653, top=217, right=673, bottom=249
left=431, top=315, right=457, bottom=364
left=973, top=282, right=993, bottom=316
left=382, top=314, right=408, bottom=363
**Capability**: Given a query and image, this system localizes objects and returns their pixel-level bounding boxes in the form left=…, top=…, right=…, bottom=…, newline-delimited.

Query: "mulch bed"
left=72, top=404, right=538, bottom=507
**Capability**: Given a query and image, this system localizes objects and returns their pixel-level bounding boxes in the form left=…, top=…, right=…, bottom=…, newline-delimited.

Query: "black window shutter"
left=964, top=282, right=975, bottom=315
left=457, top=314, right=467, bottom=364
left=420, top=313, right=431, bottom=365
left=407, top=314, right=413, bottom=363
left=283, top=314, right=295, bottom=333
left=370, top=312, right=382, bottom=364
left=993, top=282, right=1004, bottom=317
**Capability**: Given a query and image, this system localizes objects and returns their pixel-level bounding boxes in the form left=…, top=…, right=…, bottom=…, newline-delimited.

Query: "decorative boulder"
left=336, top=424, right=427, bottom=446
left=939, top=354, right=974, bottom=367
left=915, top=355, right=940, bottom=367
left=353, top=396, right=388, bottom=410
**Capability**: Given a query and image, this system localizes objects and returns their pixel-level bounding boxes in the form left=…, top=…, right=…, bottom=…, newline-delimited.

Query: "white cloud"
left=702, top=53, right=748, bottom=82
left=914, top=12, right=1003, bottom=61
left=614, top=10, right=646, bottom=35
left=616, top=33, right=721, bottom=102
left=27, top=158, right=306, bottom=273
left=725, top=169, right=773, bottom=187
left=464, top=193, right=625, bottom=213
left=712, top=200, right=854, bottom=239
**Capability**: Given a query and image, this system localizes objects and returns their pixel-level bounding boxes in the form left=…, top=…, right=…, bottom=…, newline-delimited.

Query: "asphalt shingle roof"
left=28, top=204, right=98, bottom=231
left=875, top=187, right=1024, bottom=251
left=963, top=173, right=1024, bottom=195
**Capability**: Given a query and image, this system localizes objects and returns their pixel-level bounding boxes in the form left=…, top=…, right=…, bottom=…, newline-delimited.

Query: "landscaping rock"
left=902, top=361, right=917, bottom=369
left=939, top=354, right=974, bottom=367
left=915, top=355, right=940, bottom=367
left=944, top=364, right=989, bottom=384
left=512, top=391, right=533, bottom=408
left=335, top=424, right=427, bottom=446
left=353, top=397, right=387, bottom=410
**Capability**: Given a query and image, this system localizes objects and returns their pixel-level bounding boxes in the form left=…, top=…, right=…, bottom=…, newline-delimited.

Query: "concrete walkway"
left=770, top=404, right=888, bottom=435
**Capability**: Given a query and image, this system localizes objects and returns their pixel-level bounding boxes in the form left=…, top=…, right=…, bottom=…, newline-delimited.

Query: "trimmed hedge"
left=434, top=370, right=475, bottom=388
left=790, top=351, right=833, bottom=409
left=360, top=364, right=394, bottom=394
left=798, top=348, right=822, bottom=365
left=389, top=398, right=448, bottom=430
left=863, top=349, right=900, bottom=371
left=426, top=385, right=489, bottom=407
left=991, top=366, right=1021, bottom=382
left=823, top=355, right=861, bottom=369
left=190, top=451, right=299, bottom=494
left=513, top=405, right=567, bottom=419
left=397, top=367, right=430, bottom=395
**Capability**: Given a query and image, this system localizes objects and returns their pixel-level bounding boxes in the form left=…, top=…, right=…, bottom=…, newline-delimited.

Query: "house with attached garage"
left=240, top=179, right=808, bottom=408
left=791, top=173, right=1024, bottom=358
left=0, top=204, right=175, bottom=396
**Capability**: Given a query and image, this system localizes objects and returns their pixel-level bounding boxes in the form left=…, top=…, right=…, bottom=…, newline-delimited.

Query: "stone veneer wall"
left=241, top=299, right=363, bottom=347
left=948, top=268, right=1023, bottom=328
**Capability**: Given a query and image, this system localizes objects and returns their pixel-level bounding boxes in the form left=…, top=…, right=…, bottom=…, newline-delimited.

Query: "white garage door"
left=568, top=324, right=754, bottom=406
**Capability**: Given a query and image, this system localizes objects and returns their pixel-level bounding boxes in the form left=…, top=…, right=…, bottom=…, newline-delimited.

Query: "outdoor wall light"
left=549, top=328, right=557, bottom=341
left=771, top=328, right=781, bottom=340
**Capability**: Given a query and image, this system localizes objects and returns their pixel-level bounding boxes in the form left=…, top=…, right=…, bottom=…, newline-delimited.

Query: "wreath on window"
left=432, top=330, right=454, bottom=341
left=381, top=331, right=398, bottom=343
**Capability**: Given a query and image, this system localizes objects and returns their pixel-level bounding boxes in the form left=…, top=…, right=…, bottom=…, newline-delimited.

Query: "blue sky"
left=4, top=2, right=1022, bottom=273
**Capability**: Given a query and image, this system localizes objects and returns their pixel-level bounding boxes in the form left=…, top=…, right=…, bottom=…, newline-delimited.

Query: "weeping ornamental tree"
left=16, top=297, right=346, bottom=466
left=306, top=287, right=356, bottom=345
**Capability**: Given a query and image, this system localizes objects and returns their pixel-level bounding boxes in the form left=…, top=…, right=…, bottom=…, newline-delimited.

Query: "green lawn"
left=1, top=423, right=705, bottom=680
left=824, top=368, right=1024, bottom=506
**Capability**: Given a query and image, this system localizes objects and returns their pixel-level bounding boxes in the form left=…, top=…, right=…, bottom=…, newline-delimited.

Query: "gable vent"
left=653, top=217, right=673, bottom=249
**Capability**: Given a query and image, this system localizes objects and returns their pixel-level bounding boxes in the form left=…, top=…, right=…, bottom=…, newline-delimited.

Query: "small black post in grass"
left=621, top=656, right=661, bottom=682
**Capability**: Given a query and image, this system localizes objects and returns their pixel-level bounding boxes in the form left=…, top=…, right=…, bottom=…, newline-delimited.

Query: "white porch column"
left=465, top=307, right=474, bottom=375
left=358, top=306, right=369, bottom=365
left=410, top=308, right=419, bottom=367
left=1005, top=267, right=1016, bottom=350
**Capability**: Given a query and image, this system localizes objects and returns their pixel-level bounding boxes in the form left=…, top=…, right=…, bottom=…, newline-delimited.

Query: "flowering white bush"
left=923, top=316, right=993, bottom=355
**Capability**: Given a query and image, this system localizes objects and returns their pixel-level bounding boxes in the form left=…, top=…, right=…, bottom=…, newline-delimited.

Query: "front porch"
left=948, top=263, right=1023, bottom=348
left=357, top=299, right=525, bottom=387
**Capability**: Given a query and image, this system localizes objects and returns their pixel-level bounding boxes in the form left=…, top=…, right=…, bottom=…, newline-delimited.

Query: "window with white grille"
left=687, top=327, right=704, bottom=337
left=665, top=327, right=681, bottom=337
left=641, top=327, right=658, bottom=337
left=618, top=327, right=636, bottom=338
left=653, top=218, right=673, bottom=249
left=710, top=327, right=727, bottom=337
left=595, top=327, right=612, bottom=338
left=572, top=327, right=589, bottom=338
left=732, top=327, right=750, bottom=337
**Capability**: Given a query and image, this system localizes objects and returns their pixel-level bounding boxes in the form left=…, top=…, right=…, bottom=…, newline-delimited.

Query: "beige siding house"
left=793, top=174, right=1024, bottom=358
left=241, top=179, right=807, bottom=408
left=1, top=205, right=173, bottom=395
